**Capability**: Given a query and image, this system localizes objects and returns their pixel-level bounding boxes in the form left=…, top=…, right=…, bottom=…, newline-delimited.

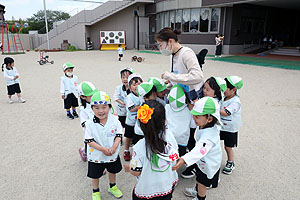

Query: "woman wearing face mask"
left=156, top=27, right=204, bottom=102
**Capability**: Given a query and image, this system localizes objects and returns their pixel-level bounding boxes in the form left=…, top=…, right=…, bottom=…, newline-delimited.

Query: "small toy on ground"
left=132, top=56, right=145, bottom=62
left=37, top=51, right=54, bottom=65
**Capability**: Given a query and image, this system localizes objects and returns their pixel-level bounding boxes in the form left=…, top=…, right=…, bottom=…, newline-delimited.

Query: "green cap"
left=79, top=81, right=98, bottom=97
left=137, top=82, right=154, bottom=97
left=120, top=67, right=134, bottom=74
left=91, top=91, right=111, bottom=105
left=213, top=77, right=227, bottom=92
left=63, top=62, right=74, bottom=71
left=148, top=77, right=166, bottom=92
left=190, top=97, right=222, bottom=125
left=226, top=76, right=243, bottom=90
left=168, top=85, right=186, bottom=112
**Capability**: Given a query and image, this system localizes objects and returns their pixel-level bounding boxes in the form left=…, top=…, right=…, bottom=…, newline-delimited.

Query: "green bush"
left=66, top=45, right=77, bottom=51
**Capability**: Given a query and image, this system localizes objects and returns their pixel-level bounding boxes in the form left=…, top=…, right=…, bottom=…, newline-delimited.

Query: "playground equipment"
left=1, top=22, right=25, bottom=54
left=100, top=31, right=125, bottom=50
left=132, top=55, right=145, bottom=62
left=38, top=51, right=54, bottom=65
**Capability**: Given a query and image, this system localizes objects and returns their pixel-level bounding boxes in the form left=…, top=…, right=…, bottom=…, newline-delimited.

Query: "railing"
left=38, top=0, right=135, bottom=47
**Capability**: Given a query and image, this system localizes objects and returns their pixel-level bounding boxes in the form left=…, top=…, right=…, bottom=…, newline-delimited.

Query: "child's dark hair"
left=224, top=78, right=235, bottom=90
left=155, top=27, right=181, bottom=42
left=120, top=69, right=133, bottom=77
left=2, top=57, right=14, bottom=72
left=144, top=86, right=157, bottom=99
left=139, top=100, right=167, bottom=161
left=118, top=44, right=121, bottom=47
left=129, top=77, right=143, bottom=87
left=80, top=97, right=87, bottom=108
left=206, top=77, right=222, bottom=101
left=201, top=114, right=218, bottom=129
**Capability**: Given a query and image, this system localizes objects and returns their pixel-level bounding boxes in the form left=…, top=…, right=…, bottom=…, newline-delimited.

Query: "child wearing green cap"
left=165, top=85, right=192, bottom=157
left=172, top=97, right=222, bottom=200
left=182, top=76, right=227, bottom=179
left=134, top=82, right=157, bottom=138
left=148, top=77, right=168, bottom=106
left=124, top=73, right=143, bottom=161
left=60, top=62, right=79, bottom=119
left=113, top=68, right=133, bottom=128
left=220, top=76, right=243, bottom=175
left=78, top=81, right=98, bottom=162
left=85, top=91, right=123, bottom=200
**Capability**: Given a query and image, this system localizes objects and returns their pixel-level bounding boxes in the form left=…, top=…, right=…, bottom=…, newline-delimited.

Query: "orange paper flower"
left=137, top=104, right=154, bottom=124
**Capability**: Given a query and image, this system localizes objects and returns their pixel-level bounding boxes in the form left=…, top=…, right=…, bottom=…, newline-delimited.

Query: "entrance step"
left=269, top=48, right=300, bottom=57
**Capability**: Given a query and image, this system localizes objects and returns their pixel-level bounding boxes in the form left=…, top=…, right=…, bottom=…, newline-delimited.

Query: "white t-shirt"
left=117, top=47, right=123, bottom=55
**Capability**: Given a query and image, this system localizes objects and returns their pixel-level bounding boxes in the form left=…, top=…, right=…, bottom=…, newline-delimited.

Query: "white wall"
left=38, top=24, right=86, bottom=50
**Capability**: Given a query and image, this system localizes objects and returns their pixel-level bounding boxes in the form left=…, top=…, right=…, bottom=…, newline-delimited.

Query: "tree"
left=27, top=10, right=70, bottom=34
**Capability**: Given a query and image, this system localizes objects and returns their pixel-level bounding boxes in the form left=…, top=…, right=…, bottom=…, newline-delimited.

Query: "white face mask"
left=66, top=72, right=73, bottom=77
left=160, top=42, right=173, bottom=56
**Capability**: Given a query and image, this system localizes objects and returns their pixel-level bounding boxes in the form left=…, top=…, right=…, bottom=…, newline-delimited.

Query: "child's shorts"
left=119, top=54, right=123, bottom=57
left=220, top=131, right=238, bottom=147
left=87, top=156, right=122, bottom=179
left=124, top=124, right=135, bottom=138
left=196, top=168, right=220, bottom=188
left=7, top=83, right=21, bottom=95
left=118, top=116, right=126, bottom=128
left=64, top=93, right=79, bottom=109
left=132, top=134, right=144, bottom=145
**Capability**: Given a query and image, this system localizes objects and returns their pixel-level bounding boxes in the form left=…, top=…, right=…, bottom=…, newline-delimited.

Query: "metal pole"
left=137, top=14, right=139, bottom=50
left=43, top=0, right=50, bottom=49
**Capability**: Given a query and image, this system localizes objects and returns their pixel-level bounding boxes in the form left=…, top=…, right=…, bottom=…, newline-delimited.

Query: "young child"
left=113, top=68, right=134, bottom=128
left=78, top=81, right=98, bottom=162
left=148, top=77, right=168, bottom=106
left=182, top=77, right=226, bottom=180
left=124, top=73, right=143, bottom=161
left=220, top=76, right=243, bottom=175
left=60, top=62, right=79, bottom=120
left=173, top=97, right=222, bottom=200
left=136, top=82, right=157, bottom=101
left=165, top=85, right=192, bottom=156
left=2, top=57, right=26, bottom=103
left=124, top=100, right=179, bottom=200
left=117, top=44, right=123, bottom=61
left=134, top=82, right=157, bottom=139
left=203, top=77, right=227, bottom=102
left=85, top=91, right=123, bottom=200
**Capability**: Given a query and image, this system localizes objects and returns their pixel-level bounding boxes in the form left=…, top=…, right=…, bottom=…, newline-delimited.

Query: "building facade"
left=35, top=0, right=300, bottom=54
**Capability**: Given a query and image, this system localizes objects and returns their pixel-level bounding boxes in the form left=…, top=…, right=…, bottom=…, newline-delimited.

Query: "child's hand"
left=109, top=147, right=116, bottom=155
left=121, top=102, right=126, bottom=107
left=103, top=148, right=112, bottom=156
left=172, top=158, right=185, bottom=171
left=14, top=75, right=19, bottom=80
left=61, top=95, right=65, bottom=99
left=123, top=164, right=130, bottom=172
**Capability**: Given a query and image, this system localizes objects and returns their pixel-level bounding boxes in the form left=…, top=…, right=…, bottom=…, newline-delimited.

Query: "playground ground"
left=0, top=50, right=299, bottom=200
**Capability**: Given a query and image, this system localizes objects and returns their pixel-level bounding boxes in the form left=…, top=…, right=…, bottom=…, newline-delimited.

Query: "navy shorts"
left=220, top=131, right=238, bottom=147
left=63, top=93, right=79, bottom=109
left=7, top=83, right=21, bottom=95
left=87, top=156, right=122, bottom=179
left=196, top=168, right=220, bottom=188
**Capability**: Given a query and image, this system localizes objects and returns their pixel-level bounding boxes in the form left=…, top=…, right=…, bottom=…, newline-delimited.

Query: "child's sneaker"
left=222, top=161, right=235, bottom=175
left=123, top=151, right=131, bottom=161
left=92, top=191, right=101, bottom=200
left=67, top=113, right=74, bottom=120
left=78, top=148, right=87, bottom=162
left=73, top=111, right=79, bottom=118
left=108, top=185, right=123, bottom=199
left=181, top=167, right=196, bottom=179
left=8, top=99, right=13, bottom=104
left=18, top=98, right=26, bottom=103
left=183, top=186, right=197, bottom=197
